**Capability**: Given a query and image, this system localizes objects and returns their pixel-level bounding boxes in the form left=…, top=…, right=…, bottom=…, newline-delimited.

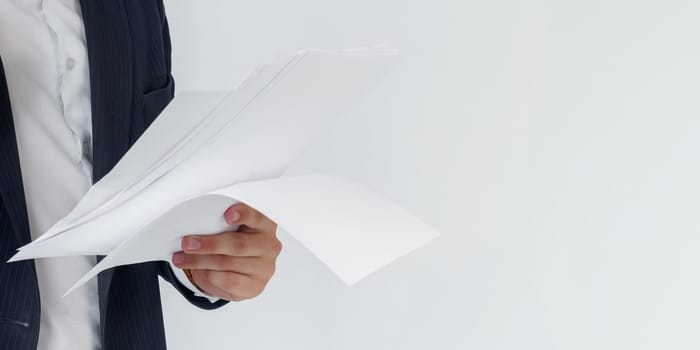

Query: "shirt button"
left=66, top=58, right=76, bottom=70
left=82, top=140, right=90, bottom=157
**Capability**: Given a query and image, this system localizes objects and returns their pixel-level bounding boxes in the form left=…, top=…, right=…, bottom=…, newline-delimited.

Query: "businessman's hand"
left=171, top=203, right=282, bottom=301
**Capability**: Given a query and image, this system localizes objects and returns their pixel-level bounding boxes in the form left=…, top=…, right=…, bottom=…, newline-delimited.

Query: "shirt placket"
left=40, top=0, right=93, bottom=182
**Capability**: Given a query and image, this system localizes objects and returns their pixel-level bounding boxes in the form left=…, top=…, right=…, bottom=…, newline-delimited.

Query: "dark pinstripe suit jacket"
left=0, top=1, right=228, bottom=349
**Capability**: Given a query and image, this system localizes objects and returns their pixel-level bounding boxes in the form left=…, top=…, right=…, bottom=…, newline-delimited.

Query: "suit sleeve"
left=158, top=262, right=229, bottom=310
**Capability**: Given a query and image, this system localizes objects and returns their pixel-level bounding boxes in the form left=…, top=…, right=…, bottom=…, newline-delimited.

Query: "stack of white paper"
left=9, top=48, right=439, bottom=294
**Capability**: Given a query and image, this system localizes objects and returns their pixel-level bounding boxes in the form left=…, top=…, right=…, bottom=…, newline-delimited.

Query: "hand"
left=171, top=203, right=282, bottom=302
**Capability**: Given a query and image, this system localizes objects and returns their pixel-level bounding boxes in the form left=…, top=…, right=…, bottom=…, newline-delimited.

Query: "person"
left=0, top=1, right=283, bottom=349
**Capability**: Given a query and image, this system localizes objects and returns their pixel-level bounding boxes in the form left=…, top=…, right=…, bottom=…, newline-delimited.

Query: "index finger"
left=182, top=231, right=277, bottom=257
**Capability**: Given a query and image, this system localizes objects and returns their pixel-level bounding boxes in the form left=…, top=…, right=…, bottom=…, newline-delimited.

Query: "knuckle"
left=232, top=235, right=247, bottom=254
left=271, top=238, right=283, bottom=256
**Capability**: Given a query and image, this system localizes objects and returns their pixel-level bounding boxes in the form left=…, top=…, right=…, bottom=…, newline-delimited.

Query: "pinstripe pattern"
left=0, top=198, right=40, bottom=350
left=0, top=56, right=31, bottom=251
left=0, top=50, right=41, bottom=350
left=1, top=1, right=228, bottom=349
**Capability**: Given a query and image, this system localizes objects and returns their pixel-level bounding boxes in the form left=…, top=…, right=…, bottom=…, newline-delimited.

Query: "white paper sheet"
left=9, top=47, right=439, bottom=294
left=66, top=174, right=439, bottom=294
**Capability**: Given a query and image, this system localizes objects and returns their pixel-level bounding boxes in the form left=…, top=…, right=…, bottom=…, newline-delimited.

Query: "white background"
left=160, top=0, right=700, bottom=349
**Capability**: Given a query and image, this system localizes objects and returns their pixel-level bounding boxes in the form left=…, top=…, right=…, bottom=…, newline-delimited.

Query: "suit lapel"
left=79, top=0, right=133, bottom=338
left=0, top=58, right=31, bottom=245
left=80, top=0, right=134, bottom=182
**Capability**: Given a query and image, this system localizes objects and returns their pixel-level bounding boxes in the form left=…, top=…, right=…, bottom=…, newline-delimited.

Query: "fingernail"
left=184, top=237, right=201, bottom=251
left=229, top=209, right=240, bottom=223
left=172, top=252, right=185, bottom=266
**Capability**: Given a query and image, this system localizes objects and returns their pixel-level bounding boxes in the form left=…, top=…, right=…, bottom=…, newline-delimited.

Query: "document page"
left=9, top=48, right=439, bottom=294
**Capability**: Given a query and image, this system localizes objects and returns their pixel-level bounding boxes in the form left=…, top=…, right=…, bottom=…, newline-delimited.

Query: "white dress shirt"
left=0, top=0, right=99, bottom=349
left=0, top=1, right=205, bottom=349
